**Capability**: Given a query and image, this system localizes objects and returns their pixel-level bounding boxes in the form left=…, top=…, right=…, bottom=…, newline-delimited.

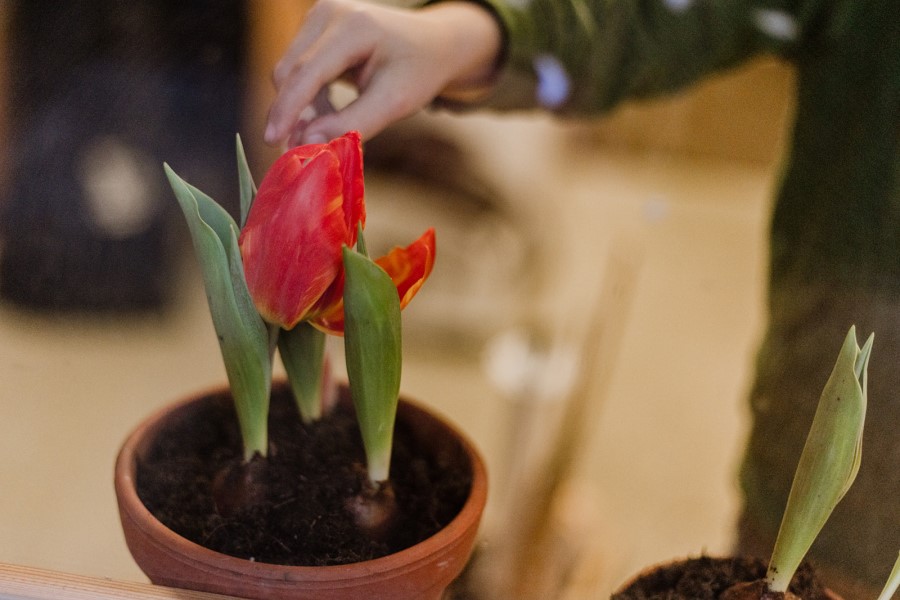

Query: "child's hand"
left=264, top=0, right=502, bottom=148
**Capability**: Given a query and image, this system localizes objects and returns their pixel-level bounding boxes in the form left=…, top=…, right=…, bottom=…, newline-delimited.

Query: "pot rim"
left=114, top=381, right=488, bottom=584
left=614, top=556, right=843, bottom=600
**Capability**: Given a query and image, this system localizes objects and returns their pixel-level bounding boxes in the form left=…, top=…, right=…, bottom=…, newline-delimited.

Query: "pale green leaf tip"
left=857, top=331, right=874, bottom=385
left=163, top=162, right=180, bottom=181
left=356, top=224, right=368, bottom=258
left=877, top=551, right=900, bottom=600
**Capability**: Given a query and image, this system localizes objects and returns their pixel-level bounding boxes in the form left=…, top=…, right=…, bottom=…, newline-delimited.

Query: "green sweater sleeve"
left=459, top=0, right=824, bottom=114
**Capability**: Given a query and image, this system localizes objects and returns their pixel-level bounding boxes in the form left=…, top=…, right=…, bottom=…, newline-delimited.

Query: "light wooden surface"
left=0, top=563, right=241, bottom=600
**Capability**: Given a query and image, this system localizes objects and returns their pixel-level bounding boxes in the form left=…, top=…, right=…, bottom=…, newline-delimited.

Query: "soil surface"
left=136, top=385, right=472, bottom=566
left=612, top=556, right=831, bottom=600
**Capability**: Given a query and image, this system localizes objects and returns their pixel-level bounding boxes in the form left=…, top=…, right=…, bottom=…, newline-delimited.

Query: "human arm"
left=472, top=0, right=815, bottom=114
left=266, top=0, right=825, bottom=146
left=264, top=0, right=503, bottom=147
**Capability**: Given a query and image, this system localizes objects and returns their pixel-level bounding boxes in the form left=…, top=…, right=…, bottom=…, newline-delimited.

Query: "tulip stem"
left=279, top=322, right=327, bottom=423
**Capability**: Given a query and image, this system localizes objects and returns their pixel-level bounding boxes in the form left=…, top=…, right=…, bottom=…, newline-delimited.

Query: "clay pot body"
left=612, top=557, right=843, bottom=600
left=114, top=383, right=487, bottom=600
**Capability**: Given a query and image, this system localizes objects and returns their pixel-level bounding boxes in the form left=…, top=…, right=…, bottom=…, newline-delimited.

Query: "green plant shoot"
left=342, top=231, right=402, bottom=485
left=235, top=133, right=257, bottom=228
left=164, top=162, right=273, bottom=461
left=766, top=326, right=873, bottom=592
left=279, top=323, right=327, bottom=423
left=877, top=552, right=900, bottom=600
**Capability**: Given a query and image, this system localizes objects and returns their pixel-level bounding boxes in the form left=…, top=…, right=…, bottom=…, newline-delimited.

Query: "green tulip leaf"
left=342, top=244, right=402, bottom=484
left=355, top=222, right=368, bottom=257
left=767, top=326, right=873, bottom=592
left=165, top=163, right=272, bottom=460
left=236, top=134, right=257, bottom=228
left=279, top=322, right=327, bottom=423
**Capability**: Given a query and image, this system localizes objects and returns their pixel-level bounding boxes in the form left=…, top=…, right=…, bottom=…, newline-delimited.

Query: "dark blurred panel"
left=0, top=1, right=247, bottom=313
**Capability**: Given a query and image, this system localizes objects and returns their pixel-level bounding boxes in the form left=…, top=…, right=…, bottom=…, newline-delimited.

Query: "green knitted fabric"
left=467, top=0, right=898, bottom=287
left=429, top=0, right=900, bottom=589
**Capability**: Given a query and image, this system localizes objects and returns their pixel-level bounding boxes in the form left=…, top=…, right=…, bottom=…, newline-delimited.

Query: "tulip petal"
left=273, top=132, right=364, bottom=240
left=329, top=131, right=366, bottom=245
left=306, top=272, right=347, bottom=335
left=307, top=229, right=436, bottom=335
left=376, top=228, right=436, bottom=308
left=240, top=149, right=349, bottom=328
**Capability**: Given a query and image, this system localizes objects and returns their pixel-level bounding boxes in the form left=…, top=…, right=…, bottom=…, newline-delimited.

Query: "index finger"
left=272, top=1, right=335, bottom=87
left=265, top=28, right=374, bottom=146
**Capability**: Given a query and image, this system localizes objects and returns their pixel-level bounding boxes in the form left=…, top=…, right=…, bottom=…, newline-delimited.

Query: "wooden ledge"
left=0, top=563, right=242, bottom=600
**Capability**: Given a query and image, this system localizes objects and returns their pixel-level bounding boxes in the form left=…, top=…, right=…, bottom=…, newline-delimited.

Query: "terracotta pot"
left=114, top=382, right=488, bottom=600
left=612, top=557, right=843, bottom=600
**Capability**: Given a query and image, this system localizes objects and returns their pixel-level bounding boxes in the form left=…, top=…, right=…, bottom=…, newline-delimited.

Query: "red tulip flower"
left=239, top=132, right=365, bottom=330
left=239, top=131, right=435, bottom=335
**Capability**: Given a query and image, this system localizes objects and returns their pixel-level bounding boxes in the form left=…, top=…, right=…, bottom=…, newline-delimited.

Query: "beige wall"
left=243, top=0, right=314, bottom=170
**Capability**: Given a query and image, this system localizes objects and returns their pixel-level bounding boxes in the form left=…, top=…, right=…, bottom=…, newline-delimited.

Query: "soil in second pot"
left=135, top=385, right=472, bottom=566
left=612, top=556, right=831, bottom=600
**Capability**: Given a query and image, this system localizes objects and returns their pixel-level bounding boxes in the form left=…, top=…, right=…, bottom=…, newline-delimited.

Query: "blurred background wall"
left=0, top=2, right=794, bottom=598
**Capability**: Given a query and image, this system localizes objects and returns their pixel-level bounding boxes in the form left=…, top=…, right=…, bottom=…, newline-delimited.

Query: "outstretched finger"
left=272, top=0, right=338, bottom=87
left=295, top=71, right=437, bottom=145
left=265, top=30, right=375, bottom=146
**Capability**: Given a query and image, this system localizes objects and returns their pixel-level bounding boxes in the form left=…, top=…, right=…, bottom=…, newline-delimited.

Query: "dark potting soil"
left=611, top=556, right=830, bottom=600
left=135, top=385, right=472, bottom=566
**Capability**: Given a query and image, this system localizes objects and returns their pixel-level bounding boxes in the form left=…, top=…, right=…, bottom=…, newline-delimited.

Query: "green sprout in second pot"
left=723, top=325, right=873, bottom=600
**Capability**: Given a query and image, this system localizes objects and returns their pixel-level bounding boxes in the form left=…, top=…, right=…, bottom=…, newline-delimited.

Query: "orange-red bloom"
left=239, top=131, right=435, bottom=333
left=310, top=228, right=436, bottom=335
left=239, top=132, right=365, bottom=329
